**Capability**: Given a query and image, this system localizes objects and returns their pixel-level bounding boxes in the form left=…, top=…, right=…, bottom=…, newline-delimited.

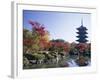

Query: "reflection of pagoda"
left=76, top=20, right=88, bottom=43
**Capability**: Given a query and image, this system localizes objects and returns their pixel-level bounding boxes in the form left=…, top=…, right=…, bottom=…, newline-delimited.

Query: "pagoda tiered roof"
left=76, top=20, right=88, bottom=43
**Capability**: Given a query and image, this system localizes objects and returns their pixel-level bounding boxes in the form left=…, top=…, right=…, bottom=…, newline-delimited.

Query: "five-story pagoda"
left=76, top=20, right=88, bottom=43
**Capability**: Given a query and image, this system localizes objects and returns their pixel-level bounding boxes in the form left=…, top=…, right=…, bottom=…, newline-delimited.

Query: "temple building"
left=76, top=20, right=88, bottom=43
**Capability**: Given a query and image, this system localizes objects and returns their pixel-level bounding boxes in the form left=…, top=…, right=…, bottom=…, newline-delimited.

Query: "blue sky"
left=23, top=10, right=91, bottom=43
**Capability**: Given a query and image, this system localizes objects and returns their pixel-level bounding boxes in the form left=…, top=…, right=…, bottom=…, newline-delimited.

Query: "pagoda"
left=76, top=20, right=88, bottom=43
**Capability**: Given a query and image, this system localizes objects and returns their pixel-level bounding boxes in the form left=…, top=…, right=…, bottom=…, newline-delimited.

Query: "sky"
left=23, top=10, right=91, bottom=43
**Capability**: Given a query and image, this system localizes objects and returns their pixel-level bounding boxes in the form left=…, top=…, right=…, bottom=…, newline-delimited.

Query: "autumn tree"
left=29, top=20, right=50, bottom=51
left=23, top=28, right=34, bottom=54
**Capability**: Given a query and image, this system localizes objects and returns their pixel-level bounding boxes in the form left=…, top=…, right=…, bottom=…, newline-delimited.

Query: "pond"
left=67, top=59, right=91, bottom=67
left=67, top=59, right=79, bottom=67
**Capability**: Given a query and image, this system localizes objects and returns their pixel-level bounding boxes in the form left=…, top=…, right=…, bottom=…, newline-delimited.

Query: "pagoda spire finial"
left=81, top=19, right=83, bottom=26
